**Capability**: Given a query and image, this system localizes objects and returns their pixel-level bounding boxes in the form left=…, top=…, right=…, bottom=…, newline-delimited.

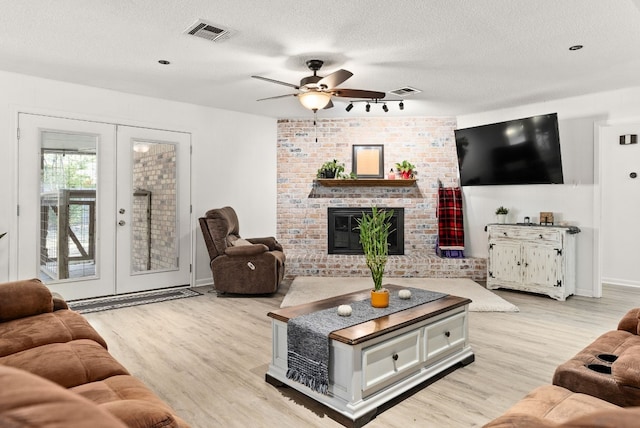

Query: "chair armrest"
left=247, top=237, right=283, bottom=252
left=618, top=308, right=640, bottom=335
left=225, top=244, right=269, bottom=257
left=0, top=278, right=54, bottom=322
left=52, top=292, right=69, bottom=310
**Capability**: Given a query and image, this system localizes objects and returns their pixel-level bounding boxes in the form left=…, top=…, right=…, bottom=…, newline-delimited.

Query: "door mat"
left=68, top=288, right=202, bottom=314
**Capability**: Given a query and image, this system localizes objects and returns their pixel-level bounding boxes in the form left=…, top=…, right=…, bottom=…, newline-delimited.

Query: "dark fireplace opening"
left=328, top=207, right=404, bottom=255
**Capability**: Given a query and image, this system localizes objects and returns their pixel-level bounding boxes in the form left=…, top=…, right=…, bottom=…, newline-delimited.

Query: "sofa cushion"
left=72, top=375, right=188, bottom=428
left=0, top=365, right=127, bottom=428
left=483, top=385, right=620, bottom=427
left=0, top=309, right=108, bottom=357
left=0, top=278, right=53, bottom=322
left=0, top=339, right=129, bottom=388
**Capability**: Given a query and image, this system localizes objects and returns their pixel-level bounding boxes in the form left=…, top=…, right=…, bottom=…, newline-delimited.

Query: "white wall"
left=457, top=86, right=640, bottom=297
left=0, top=70, right=277, bottom=286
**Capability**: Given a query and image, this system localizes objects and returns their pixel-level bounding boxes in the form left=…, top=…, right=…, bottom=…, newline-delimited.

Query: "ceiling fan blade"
left=252, top=75, right=300, bottom=89
left=331, top=89, right=386, bottom=99
left=323, top=99, right=334, bottom=109
left=256, top=93, right=297, bottom=101
left=317, top=69, right=353, bottom=89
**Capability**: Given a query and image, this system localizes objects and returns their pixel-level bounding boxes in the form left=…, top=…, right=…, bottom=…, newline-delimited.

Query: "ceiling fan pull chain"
left=314, top=111, right=318, bottom=143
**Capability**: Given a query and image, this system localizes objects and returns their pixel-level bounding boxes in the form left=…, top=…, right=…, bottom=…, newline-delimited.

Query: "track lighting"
left=344, top=99, right=405, bottom=113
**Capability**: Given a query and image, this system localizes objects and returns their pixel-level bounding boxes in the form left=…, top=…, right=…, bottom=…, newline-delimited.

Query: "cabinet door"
left=522, top=244, right=560, bottom=288
left=488, top=240, right=522, bottom=284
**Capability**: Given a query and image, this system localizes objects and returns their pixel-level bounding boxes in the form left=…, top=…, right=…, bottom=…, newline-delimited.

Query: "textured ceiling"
left=1, top=0, right=640, bottom=119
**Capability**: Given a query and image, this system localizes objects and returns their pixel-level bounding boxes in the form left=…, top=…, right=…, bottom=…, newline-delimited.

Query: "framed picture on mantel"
left=352, top=144, right=384, bottom=178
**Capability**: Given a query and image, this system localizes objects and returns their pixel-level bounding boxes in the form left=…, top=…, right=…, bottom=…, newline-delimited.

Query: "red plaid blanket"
left=437, top=187, right=465, bottom=252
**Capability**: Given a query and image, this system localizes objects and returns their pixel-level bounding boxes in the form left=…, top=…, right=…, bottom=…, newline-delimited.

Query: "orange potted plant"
left=357, top=207, right=394, bottom=308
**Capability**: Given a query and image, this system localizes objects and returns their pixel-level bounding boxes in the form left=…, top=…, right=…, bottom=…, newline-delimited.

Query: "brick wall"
left=277, top=116, right=486, bottom=280
left=132, top=144, right=177, bottom=271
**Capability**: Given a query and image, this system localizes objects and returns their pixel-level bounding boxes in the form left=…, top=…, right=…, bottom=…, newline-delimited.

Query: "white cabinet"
left=486, top=224, right=579, bottom=301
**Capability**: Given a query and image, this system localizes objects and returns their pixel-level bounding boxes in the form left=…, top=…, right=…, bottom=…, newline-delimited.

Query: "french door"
left=17, top=113, right=191, bottom=300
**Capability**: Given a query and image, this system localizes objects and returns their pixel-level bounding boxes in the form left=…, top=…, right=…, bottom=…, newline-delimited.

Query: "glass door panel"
left=18, top=114, right=116, bottom=300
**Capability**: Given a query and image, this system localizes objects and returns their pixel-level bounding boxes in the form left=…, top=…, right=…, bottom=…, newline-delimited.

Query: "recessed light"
left=158, top=60, right=171, bottom=65
left=569, top=45, right=583, bottom=51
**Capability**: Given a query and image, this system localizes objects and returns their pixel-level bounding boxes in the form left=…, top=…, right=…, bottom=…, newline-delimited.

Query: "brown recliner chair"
left=199, top=207, right=285, bottom=294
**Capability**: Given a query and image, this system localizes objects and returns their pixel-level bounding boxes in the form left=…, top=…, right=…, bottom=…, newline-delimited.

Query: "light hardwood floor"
left=83, top=279, right=640, bottom=428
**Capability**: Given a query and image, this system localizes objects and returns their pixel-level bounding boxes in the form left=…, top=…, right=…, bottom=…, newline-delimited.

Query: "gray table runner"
left=286, top=287, right=447, bottom=395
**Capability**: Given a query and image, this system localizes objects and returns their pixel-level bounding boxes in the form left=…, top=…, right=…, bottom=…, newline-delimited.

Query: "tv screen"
left=454, top=113, right=564, bottom=186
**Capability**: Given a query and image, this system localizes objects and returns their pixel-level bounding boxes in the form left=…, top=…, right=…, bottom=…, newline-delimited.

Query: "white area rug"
left=281, top=277, right=519, bottom=312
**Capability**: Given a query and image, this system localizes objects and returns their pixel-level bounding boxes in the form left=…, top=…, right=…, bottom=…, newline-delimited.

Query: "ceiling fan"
left=252, top=59, right=386, bottom=111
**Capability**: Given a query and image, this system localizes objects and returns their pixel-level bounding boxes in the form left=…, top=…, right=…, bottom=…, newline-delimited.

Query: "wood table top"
left=268, top=284, right=471, bottom=345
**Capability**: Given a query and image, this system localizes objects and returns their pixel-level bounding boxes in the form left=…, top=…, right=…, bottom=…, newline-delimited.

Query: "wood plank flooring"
left=83, top=279, right=640, bottom=428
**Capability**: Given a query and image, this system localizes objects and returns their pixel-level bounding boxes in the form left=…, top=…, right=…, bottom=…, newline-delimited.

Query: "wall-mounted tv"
left=454, top=113, right=564, bottom=186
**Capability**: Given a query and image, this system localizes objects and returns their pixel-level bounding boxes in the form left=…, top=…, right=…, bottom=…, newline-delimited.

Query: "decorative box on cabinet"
left=486, top=224, right=580, bottom=301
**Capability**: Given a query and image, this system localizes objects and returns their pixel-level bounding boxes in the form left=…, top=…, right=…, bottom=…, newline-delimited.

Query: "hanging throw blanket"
left=286, top=287, right=447, bottom=395
left=436, top=187, right=465, bottom=258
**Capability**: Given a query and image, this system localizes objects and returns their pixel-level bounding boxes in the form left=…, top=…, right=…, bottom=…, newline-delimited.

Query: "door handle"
left=118, top=220, right=126, bottom=226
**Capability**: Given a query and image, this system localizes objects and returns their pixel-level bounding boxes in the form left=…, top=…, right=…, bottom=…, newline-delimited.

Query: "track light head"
left=365, top=103, right=371, bottom=112
left=382, top=104, right=388, bottom=113
left=346, top=103, right=354, bottom=112
left=399, top=101, right=404, bottom=111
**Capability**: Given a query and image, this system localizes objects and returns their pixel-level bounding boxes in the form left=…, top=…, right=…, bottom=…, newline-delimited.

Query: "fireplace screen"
left=328, top=207, right=404, bottom=255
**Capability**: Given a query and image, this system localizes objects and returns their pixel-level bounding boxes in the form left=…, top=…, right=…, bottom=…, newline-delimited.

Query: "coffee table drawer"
left=362, top=330, right=421, bottom=395
left=424, top=311, right=466, bottom=362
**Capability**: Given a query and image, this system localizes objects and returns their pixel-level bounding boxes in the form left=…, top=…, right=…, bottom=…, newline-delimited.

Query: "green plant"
left=357, top=207, right=394, bottom=291
left=495, top=206, right=509, bottom=215
left=316, top=159, right=345, bottom=178
left=395, top=160, right=416, bottom=179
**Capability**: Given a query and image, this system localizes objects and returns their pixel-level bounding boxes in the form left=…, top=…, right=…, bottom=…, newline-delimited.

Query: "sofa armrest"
left=0, top=278, right=53, bottom=322
left=618, top=308, right=640, bottom=335
left=225, top=244, right=269, bottom=257
left=247, top=237, right=283, bottom=252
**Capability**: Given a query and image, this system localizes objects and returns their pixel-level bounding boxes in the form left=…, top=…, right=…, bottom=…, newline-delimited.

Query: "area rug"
left=281, top=277, right=519, bottom=312
left=68, top=288, right=202, bottom=314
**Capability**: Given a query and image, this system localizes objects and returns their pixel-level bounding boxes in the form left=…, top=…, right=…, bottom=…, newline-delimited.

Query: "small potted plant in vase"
left=357, top=207, right=394, bottom=308
left=317, top=159, right=345, bottom=179
left=495, top=206, right=509, bottom=224
left=395, top=160, right=416, bottom=179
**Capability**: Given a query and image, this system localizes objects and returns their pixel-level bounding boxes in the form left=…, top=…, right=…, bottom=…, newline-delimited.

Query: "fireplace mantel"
left=316, top=179, right=416, bottom=187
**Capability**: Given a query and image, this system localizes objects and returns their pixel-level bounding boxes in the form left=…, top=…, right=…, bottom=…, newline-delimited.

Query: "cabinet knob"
left=444, top=331, right=451, bottom=338
left=392, top=353, right=398, bottom=361
left=539, top=234, right=543, bottom=239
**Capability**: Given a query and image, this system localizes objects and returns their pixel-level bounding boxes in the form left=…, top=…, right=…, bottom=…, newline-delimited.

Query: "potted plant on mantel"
left=357, top=207, right=394, bottom=308
left=395, top=160, right=416, bottom=179
left=316, top=159, right=345, bottom=179
left=495, top=206, right=509, bottom=224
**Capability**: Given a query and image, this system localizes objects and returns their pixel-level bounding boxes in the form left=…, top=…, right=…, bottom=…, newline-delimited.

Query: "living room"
left=2, top=1, right=640, bottom=427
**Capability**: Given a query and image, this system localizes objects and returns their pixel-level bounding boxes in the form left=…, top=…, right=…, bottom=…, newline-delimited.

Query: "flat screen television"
left=454, top=113, right=564, bottom=186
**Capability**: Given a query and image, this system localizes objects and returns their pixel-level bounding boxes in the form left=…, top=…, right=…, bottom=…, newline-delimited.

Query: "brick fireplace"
left=276, top=116, right=486, bottom=280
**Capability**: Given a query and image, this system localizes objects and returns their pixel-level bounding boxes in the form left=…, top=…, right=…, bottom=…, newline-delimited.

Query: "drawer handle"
left=392, top=353, right=398, bottom=361
left=444, top=331, right=451, bottom=338
left=539, top=234, right=543, bottom=239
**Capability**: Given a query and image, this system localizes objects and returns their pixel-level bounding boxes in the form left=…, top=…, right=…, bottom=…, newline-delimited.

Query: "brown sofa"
left=484, top=308, right=640, bottom=427
left=0, top=278, right=189, bottom=427
left=199, top=206, right=285, bottom=294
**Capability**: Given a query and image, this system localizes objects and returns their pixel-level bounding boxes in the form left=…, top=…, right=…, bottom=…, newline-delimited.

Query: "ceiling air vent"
left=389, top=86, right=422, bottom=97
left=184, top=19, right=230, bottom=42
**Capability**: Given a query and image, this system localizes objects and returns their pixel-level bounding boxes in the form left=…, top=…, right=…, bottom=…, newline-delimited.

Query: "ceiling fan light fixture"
left=298, top=91, right=332, bottom=111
